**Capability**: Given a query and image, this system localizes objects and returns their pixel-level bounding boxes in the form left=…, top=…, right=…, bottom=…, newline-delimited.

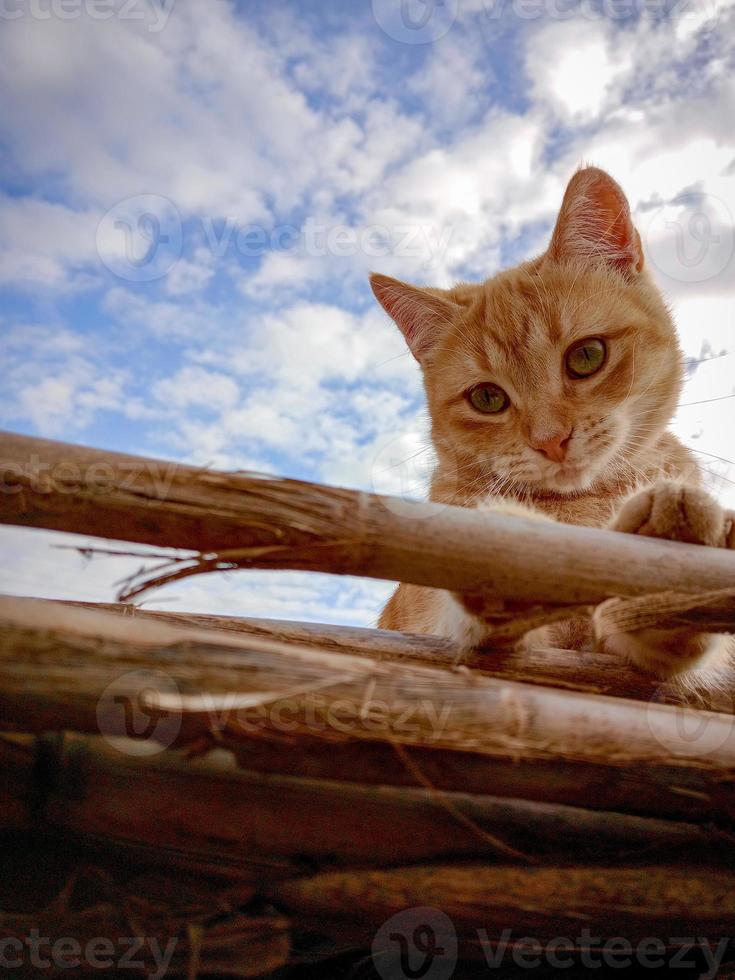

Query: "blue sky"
left=1, top=0, right=734, bottom=624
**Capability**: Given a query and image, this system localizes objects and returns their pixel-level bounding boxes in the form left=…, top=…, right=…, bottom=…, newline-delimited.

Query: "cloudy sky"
left=1, top=0, right=734, bottom=625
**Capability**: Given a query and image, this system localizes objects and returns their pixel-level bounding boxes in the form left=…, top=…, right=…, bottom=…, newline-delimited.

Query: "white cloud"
left=103, top=287, right=222, bottom=339
left=164, top=249, right=216, bottom=297
left=153, top=366, right=240, bottom=412
left=359, top=107, right=553, bottom=283
left=91, top=294, right=424, bottom=491
left=526, top=19, right=633, bottom=121
left=408, top=35, right=489, bottom=129
left=0, top=195, right=101, bottom=289
left=0, top=321, right=132, bottom=436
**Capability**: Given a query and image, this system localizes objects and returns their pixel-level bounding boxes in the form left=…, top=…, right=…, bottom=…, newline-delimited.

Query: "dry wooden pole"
left=0, top=734, right=37, bottom=831
left=70, top=601, right=735, bottom=713
left=2, top=596, right=735, bottom=823
left=5, top=732, right=726, bottom=870
left=271, top=864, right=735, bottom=947
left=3, top=430, right=735, bottom=608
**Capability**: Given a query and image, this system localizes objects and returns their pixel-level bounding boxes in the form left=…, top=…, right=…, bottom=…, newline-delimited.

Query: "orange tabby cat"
left=372, top=166, right=735, bottom=679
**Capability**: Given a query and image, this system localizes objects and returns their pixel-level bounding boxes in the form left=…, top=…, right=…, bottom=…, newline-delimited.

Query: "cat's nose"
left=530, top=428, right=573, bottom=463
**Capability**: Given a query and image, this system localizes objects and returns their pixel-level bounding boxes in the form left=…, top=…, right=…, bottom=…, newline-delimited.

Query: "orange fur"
left=371, top=167, right=733, bottom=681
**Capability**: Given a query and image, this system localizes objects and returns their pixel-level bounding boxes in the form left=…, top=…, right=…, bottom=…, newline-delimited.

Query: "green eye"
left=566, top=338, right=606, bottom=379
left=467, top=382, right=509, bottom=414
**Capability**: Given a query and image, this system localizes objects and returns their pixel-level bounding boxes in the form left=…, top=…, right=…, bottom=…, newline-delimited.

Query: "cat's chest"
left=529, top=493, right=620, bottom=528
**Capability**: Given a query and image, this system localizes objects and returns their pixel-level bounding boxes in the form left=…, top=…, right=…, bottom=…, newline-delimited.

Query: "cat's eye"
left=467, top=382, right=509, bottom=414
left=565, top=338, right=607, bottom=379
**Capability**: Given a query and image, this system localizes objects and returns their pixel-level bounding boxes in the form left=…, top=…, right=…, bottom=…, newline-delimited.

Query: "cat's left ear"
left=546, top=166, right=644, bottom=276
left=370, top=273, right=460, bottom=362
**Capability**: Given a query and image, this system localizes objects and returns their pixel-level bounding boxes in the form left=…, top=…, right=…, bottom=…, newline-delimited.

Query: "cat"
left=371, top=166, right=734, bottom=680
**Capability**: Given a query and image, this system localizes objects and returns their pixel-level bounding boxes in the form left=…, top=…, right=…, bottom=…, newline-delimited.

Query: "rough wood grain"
left=2, top=596, right=735, bottom=824
left=69, top=602, right=735, bottom=714
left=5, top=733, right=725, bottom=869
left=270, top=863, right=735, bottom=947
left=3, top=431, right=735, bottom=609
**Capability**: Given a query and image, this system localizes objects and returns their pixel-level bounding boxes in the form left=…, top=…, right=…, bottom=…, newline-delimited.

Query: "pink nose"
left=530, top=429, right=572, bottom=463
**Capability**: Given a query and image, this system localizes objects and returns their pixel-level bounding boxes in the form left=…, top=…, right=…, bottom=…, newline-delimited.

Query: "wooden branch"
left=3, top=596, right=735, bottom=824
left=3, top=431, right=735, bottom=608
left=69, top=602, right=735, bottom=714
left=0, top=735, right=37, bottom=831
left=270, top=863, right=735, bottom=947
left=5, top=732, right=727, bottom=871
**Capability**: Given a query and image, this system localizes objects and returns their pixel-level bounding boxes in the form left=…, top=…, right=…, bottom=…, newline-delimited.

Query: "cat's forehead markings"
left=483, top=276, right=550, bottom=340
left=481, top=308, right=548, bottom=373
left=510, top=272, right=565, bottom=342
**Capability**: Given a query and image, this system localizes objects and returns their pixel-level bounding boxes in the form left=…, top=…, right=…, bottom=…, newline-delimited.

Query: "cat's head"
left=370, top=166, right=683, bottom=498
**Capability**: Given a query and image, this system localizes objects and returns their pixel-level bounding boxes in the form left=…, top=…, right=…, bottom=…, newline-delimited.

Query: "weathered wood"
left=3, top=431, right=735, bottom=609
left=0, top=735, right=36, bottom=830
left=2, top=596, right=735, bottom=824
left=4, top=733, right=725, bottom=869
left=71, top=602, right=735, bottom=714
left=270, top=864, right=735, bottom=947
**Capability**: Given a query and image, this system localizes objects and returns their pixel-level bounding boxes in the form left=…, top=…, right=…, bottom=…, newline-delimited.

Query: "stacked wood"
left=3, top=594, right=735, bottom=824
left=2, top=430, right=735, bottom=975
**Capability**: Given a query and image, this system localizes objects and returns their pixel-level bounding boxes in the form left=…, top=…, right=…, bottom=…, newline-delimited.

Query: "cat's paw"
left=611, top=480, right=733, bottom=547
left=602, top=629, right=733, bottom=681
left=606, top=481, right=735, bottom=679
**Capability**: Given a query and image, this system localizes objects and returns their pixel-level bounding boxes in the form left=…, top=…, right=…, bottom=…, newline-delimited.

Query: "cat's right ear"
left=545, top=166, right=644, bottom=276
left=369, top=273, right=458, bottom=362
